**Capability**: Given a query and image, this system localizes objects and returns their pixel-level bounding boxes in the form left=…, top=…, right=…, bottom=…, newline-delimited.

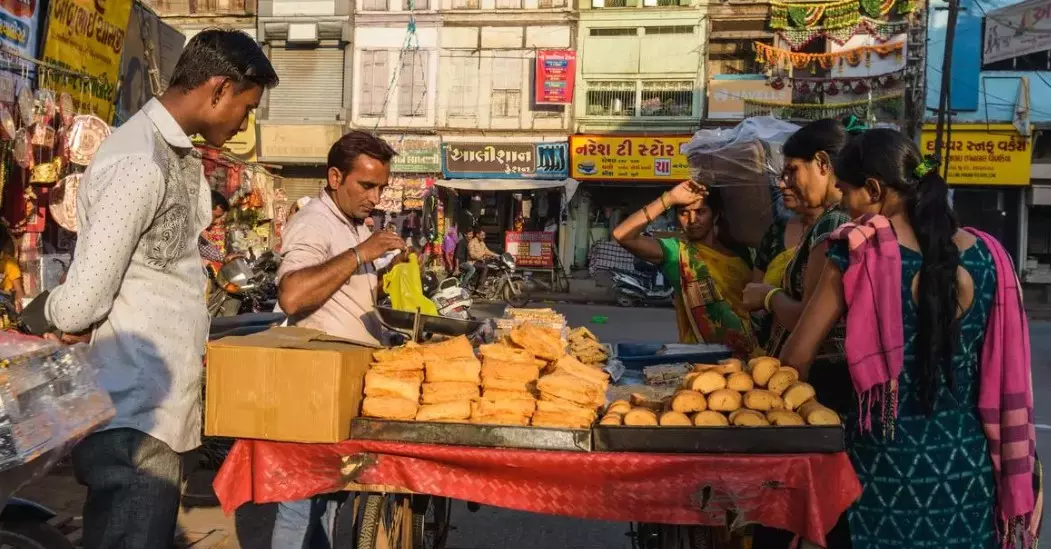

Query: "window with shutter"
left=360, top=50, right=390, bottom=117
left=448, top=54, right=479, bottom=118
left=398, top=51, right=428, bottom=118
left=491, top=59, right=522, bottom=118
left=363, top=0, right=388, bottom=9
left=267, top=48, right=345, bottom=121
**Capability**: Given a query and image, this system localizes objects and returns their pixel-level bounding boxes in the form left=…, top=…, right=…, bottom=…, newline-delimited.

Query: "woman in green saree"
left=612, top=181, right=756, bottom=359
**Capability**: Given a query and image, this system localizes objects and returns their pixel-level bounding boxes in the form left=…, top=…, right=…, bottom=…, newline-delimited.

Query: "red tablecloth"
left=213, top=439, right=861, bottom=546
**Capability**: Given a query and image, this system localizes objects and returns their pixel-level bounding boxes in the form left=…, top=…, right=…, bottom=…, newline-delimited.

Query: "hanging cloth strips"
left=742, top=91, right=905, bottom=122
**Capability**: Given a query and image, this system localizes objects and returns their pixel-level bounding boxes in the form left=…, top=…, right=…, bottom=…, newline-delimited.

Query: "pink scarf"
left=965, top=228, right=1036, bottom=547
left=829, top=214, right=904, bottom=437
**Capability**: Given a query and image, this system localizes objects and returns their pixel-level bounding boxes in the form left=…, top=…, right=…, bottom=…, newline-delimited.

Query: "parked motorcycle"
left=466, top=253, right=530, bottom=307
left=423, top=273, right=473, bottom=320
left=207, top=251, right=279, bottom=318
left=610, top=259, right=674, bottom=308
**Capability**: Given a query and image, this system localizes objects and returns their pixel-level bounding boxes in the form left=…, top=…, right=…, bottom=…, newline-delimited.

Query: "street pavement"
left=16, top=303, right=1051, bottom=548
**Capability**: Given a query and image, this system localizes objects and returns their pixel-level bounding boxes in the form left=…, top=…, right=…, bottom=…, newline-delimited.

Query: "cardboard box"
left=205, top=327, right=378, bottom=443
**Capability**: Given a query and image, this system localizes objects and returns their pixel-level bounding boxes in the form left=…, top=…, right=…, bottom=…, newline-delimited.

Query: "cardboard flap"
left=208, top=326, right=380, bottom=350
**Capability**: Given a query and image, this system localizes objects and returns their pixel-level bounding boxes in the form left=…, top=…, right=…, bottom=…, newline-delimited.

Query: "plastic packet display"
left=682, top=117, right=800, bottom=249
left=0, top=333, right=114, bottom=501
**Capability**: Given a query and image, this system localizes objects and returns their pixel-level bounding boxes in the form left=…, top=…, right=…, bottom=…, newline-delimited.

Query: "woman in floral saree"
left=613, top=181, right=756, bottom=359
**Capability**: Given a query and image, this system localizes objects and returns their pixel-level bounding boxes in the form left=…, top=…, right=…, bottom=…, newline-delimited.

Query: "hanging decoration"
left=743, top=91, right=905, bottom=121
left=768, top=69, right=906, bottom=95
left=777, top=17, right=912, bottom=49
left=770, top=0, right=916, bottom=30
left=753, top=41, right=904, bottom=71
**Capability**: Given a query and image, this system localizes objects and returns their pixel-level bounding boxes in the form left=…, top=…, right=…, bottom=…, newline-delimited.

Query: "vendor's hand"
left=665, top=180, right=709, bottom=207
left=743, top=282, right=776, bottom=312
left=356, top=231, right=406, bottom=265
left=43, top=331, right=91, bottom=345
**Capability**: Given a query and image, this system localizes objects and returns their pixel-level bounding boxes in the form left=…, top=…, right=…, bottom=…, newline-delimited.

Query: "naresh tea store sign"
left=920, top=124, right=1032, bottom=186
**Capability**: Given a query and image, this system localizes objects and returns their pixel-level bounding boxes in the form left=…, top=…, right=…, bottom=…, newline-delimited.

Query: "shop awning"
left=435, top=179, right=580, bottom=203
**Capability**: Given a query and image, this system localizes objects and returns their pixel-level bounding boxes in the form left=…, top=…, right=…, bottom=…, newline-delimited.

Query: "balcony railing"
left=147, top=0, right=254, bottom=16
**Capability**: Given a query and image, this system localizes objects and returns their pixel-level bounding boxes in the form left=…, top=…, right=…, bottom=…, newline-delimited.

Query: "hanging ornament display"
left=769, top=68, right=907, bottom=95
left=742, top=91, right=905, bottom=121
left=777, top=17, right=911, bottom=49
left=770, top=0, right=915, bottom=31
left=754, top=41, right=904, bottom=71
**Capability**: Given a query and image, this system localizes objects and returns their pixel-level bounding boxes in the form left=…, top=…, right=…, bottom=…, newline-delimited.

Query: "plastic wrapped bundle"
left=682, top=117, right=800, bottom=248
left=0, top=333, right=114, bottom=477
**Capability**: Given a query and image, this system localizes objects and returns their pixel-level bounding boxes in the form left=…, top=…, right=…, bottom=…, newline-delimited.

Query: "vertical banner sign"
left=0, top=0, right=42, bottom=104
left=535, top=50, right=576, bottom=105
left=41, top=0, right=133, bottom=122
left=505, top=231, right=555, bottom=269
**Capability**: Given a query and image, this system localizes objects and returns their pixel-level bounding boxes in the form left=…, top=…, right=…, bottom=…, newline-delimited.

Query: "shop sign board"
left=41, top=0, right=134, bottom=121
left=259, top=124, right=346, bottom=162
left=505, top=231, right=555, bottom=269
left=384, top=135, right=441, bottom=173
left=919, top=124, right=1032, bottom=186
left=708, top=78, right=792, bottom=120
left=983, top=0, right=1051, bottom=64
left=0, top=0, right=41, bottom=102
left=535, top=50, right=576, bottom=105
left=570, top=135, right=692, bottom=181
left=442, top=142, right=569, bottom=179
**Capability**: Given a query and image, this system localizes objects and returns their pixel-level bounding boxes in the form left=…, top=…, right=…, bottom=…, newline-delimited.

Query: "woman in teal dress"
left=779, top=129, right=1003, bottom=548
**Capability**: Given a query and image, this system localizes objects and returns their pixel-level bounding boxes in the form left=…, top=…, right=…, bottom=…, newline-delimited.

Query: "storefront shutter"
left=267, top=47, right=346, bottom=121
left=281, top=177, right=327, bottom=203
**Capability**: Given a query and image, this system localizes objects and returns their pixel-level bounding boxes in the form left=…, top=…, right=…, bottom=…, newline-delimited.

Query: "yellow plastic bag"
left=382, top=253, right=438, bottom=316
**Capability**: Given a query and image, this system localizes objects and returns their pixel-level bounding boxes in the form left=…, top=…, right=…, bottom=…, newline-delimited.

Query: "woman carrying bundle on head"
left=612, top=181, right=755, bottom=359
left=780, top=128, right=1041, bottom=548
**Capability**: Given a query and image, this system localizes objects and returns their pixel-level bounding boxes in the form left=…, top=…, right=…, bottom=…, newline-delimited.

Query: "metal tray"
left=351, top=418, right=591, bottom=452
left=374, top=306, right=483, bottom=337
left=592, top=425, right=845, bottom=454
left=615, top=343, right=732, bottom=370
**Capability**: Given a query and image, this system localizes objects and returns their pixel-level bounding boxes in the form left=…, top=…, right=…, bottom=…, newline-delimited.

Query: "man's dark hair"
left=211, top=190, right=230, bottom=212
left=327, top=131, right=398, bottom=174
left=168, top=28, right=279, bottom=92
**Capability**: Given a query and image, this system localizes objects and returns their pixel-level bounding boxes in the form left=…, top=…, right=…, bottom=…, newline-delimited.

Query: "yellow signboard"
left=920, top=124, right=1032, bottom=186
left=570, top=135, right=692, bottom=181
left=193, top=112, right=257, bottom=162
left=40, top=0, right=134, bottom=121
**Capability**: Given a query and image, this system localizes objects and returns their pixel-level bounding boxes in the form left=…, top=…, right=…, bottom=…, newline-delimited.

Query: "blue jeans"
left=272, top=495, right=342, bottom=549
left=459, top=262, right=476, bottom=286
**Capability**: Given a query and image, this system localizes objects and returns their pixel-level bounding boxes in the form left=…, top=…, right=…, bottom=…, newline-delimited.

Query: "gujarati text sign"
left=570, top=135, right=691, bottom=181
left=920, top=124, right=1032, bottom=186
left=505, top=231, right=555, bottom=269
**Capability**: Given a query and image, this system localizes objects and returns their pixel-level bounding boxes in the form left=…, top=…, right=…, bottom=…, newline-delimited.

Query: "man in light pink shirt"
left=272, top=131, right=405, bottom=547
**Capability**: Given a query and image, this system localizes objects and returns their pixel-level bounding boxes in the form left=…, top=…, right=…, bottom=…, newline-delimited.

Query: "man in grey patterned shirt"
left=21, top=29, right=277, bottom=549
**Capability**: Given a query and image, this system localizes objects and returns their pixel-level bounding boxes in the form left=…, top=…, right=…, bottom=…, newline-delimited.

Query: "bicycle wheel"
left=357, top=493, right=414, bottom=549
left=411, top=496, right=451, bottom=549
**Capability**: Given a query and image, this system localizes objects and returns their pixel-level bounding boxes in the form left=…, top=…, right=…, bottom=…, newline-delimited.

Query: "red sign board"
left=535, top=50, right=576, bottom=106
left=505, top=231, right=555, bottom=269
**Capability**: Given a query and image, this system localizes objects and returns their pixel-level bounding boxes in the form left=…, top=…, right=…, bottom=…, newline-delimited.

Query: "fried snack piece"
left=421, top=382, right=480, bottom=404
left=629, top=393, right=663, bottom=412
left=659, top=410, right=693, bottom=426
left=509, top=324, right=564, bottom=361
left=671, top=390, right=707, bottom=414
left=624, top=408, right=659, bottom=426
left=481, top=377, right=534, bottom=393
left=767, top=368, right=800, bottom=396
left=707, top=389, right=743, bottom=412
left=716, top=358, right=744, bottom=375
left=726, top=372, right=754, bottom=392
left=372, top=344, right=423, bottom=363
left=748, top=357, right=781, bottom=387
left=425, top=357, right=481, bottom=383
left=471, top=413, right=530, bottom=426
left=482, top=389, right=536, bottom=401
left=416, top=400, right=472, bottom=422
left=607, top=400, right=632, bottom=415
left=692, top=363, right=720, bottom=373
left=552, top=355, right=610, bottom=387
left=481, top=360, right=540, bottom=383
left=536, top=373, right=606, bottom=407
left=535, top=399, right=598, bottom=423
left=743, top=389, right=785, bottom=412
left=782, top=382, right=817, bottom=411
left=797, top=399, right=841, bottom=425
left=531, top=411, right=593, bottom=429
left=689, top=371, right=728, bottom=395
left=568, top=326, right=598, bottom=343
left=369, top=358, right=424, bottom=373
left=473, top=398, right=537, bottom=418
left=364, top=370, right=421, bottom=402
left=600, top=413, right=623, bottom=426
left=362, top=396, right=419, bottom=420
left=693, top=410, right=730, bottom=427
left=479, top=343, right=535, bottom=364
left=681, top=372, right=702, bottom=390
left=767, top=410, right=806, bottom=426
left=731, top=409, right=770, bottom=427
left=372, top=369, right=424, bottom=384
left=420, top=336, right=475, bottom=361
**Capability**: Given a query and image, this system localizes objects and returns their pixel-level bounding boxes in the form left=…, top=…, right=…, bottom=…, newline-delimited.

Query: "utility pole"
left=934, top=0, right=961, bottom=176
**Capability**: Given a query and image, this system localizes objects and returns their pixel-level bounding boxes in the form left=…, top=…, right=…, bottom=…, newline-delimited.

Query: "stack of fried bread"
left=567, top=327, right=609, bottom=366
left=534, top=354, right=610, bottom=429
left=473, top=341, right=543, bottom=425
left=598, top=356, right=842, bottom=428
left=418, top=336, right=479, bottom=423
left=361, top=343, right=425, bottom=421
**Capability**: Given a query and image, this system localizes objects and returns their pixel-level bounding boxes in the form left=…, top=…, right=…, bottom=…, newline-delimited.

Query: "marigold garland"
left=753, top=41, right=904, bottom=70
left=742, top=91, right=905, bottom=121
left=770, top=0, right=916, bottom=30
left=777, top=17, right=912, bottom=49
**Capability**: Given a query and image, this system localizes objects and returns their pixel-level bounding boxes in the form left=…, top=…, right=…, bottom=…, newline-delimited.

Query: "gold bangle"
left=764, top=287, right=783, bottom=312
left=660, top=193, right=670, bottom=210
left=643, top=204, right=654, bottom=223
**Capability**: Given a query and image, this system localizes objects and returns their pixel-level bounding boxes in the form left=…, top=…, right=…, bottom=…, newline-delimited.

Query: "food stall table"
left=213, top=438, right=861, bottom=547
